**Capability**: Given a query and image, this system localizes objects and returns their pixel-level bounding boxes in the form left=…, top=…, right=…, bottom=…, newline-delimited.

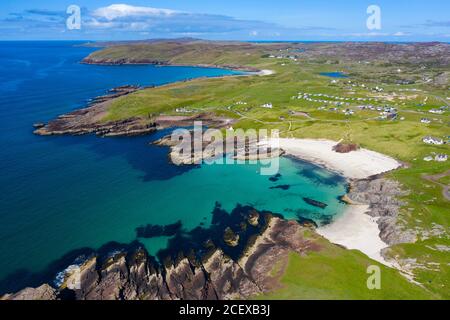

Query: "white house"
left=429, top=109, right=445, bottom=115
left=261, top=103, right=273, bottom=109
left=435, top=154, right=448, bottom=162
left=423, top=136, right=444, bottom=145
left=421, top=118, right=431, bottom=124
left=423, top=156, right=434, bottom=162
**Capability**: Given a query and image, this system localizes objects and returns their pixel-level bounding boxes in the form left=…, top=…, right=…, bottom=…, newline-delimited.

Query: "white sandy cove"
left=265, top=138, right=402, bottom=265
left=271, top=138, right=401, bottom=180
left=317, top=205, right=390, bottom=265
left=258, top=69, right=276, bottom=76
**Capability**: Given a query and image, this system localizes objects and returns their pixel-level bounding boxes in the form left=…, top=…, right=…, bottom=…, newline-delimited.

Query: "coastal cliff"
left=2, top=214, right=319, bottom=300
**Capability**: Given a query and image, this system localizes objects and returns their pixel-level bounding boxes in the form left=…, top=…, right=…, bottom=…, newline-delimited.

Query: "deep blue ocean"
left=0, top=41, right=347, bottom=294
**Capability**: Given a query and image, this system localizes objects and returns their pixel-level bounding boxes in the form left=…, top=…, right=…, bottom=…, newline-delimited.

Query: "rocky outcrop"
left=1, top=284, right=57, bottom=300
left=332, top=143, right=359, bottom=153
left=347, top=178, right=417, bottom=245
left=3, top=211, right=320, bottom=300
left=154, top=132, right=284, bottom=165
left=34, top=86, right=158, bottom=137
left=35, top=115, right=157, bottom=137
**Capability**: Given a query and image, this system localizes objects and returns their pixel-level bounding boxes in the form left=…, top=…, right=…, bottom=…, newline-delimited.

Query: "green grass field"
left=86, top=41, right=449, bottom=299
left=258, top=231, right=436, bottom=300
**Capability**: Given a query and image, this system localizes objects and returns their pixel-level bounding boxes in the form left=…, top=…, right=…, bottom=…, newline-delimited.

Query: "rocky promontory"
left=2, top=208, right=321, bottom=301
left=154, top=132, right=285, bottom=165
left=34, top=85, right=158, bottom=137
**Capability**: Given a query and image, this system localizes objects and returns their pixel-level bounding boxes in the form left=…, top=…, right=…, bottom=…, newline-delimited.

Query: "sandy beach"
left=316, top=205, right=390, bottom=265
left=258, top=69, right=276, bottom=76
left=270, top=138, right=401, bottom=180
left=266, top=138, right=402, bottom=265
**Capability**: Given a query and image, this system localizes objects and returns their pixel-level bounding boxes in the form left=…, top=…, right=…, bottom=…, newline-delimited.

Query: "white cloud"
left=249, top=30, right=259, bottom=36
left=393, top=31, right=408, bottom=36
left=92, top=4, right=178, bottom=21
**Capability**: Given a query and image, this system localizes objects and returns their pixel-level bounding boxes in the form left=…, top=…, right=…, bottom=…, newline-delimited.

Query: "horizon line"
left=0, top=39, right=449, bottom=44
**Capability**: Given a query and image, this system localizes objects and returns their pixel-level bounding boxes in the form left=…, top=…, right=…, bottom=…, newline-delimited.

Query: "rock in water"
left=303, top=197, right=328, bottom=209
left=223, top=227, right=240, bottom=247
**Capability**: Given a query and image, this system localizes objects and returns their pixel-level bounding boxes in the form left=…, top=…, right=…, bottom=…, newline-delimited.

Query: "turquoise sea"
left=0, top=42, right=347, bottom=294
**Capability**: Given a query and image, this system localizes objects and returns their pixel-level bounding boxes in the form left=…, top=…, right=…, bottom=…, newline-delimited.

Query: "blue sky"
left=1, top=0, right=449, bottom=41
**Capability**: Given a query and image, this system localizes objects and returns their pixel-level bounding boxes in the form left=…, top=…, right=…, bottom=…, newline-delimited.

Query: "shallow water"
left=0, top=42, right=347, bottom=294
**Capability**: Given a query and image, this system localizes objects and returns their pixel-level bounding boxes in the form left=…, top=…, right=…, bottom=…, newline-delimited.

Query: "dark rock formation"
left=270, top=184, right=291, bottom=190
left=2, top=215, right=320, bottom=300
left=154, top=131, right=284, bottom=165
left=32, top=123, right=45, bottom=129
left=269, top=173, right=282, bottom=182
left=303, top=198, right=328, bottom=209
left=223, top=227, right=240, bottom=247
left=136, top=221, right=183, bottom=239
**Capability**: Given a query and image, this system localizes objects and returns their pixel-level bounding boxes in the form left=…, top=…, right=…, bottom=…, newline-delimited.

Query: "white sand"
left=258, top=69, right=276, bottom=76
left=265, top=138, right=402, bottom=266
left=316, top=205, right=391, bottom=265
left=269, top=138, right=401, bottom=180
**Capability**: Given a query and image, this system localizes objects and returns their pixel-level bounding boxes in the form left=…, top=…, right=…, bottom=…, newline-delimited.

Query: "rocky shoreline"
left=154, top=132, right=285, bottom=165
left=346, top=177, right=417, bottom=246
left=1, top=166, right=413, bottom=300
left=32, top=85, right=236, bottom=137
left=33, top=85, right=158, bottom=137
left=2, top=209, right=320, bottom=300
left=2, top=173, right=414, bottom=300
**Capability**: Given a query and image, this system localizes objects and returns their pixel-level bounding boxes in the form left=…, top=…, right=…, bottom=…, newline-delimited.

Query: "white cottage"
left=423, top=136, right=444, bottom=145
